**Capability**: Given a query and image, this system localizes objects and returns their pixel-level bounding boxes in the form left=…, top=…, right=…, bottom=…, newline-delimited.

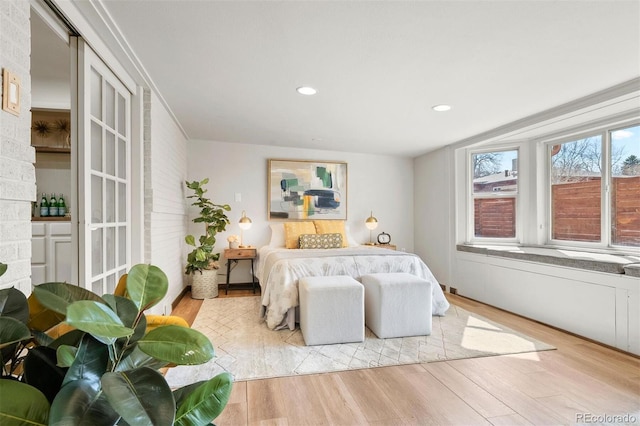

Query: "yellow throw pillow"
left=284, top=221, right=316, bottom=249
left=313, top=220, right=348, bottom=248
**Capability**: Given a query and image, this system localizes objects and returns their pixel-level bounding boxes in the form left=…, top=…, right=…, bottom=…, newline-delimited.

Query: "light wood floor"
left=172, top=288, right=640, bottom=425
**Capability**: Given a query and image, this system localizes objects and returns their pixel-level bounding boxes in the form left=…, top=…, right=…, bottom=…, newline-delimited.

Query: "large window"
left=471, top=149, right=519, bottom=239
left=549, top=124, right=639, bottom=248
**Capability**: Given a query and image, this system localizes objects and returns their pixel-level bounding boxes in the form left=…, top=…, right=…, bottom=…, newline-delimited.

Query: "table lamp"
left=238, top=210, right=252, bottom=248
left=365, top=211, right=378, bottom=245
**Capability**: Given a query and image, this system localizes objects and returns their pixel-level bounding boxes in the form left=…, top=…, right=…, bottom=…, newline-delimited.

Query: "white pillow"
left=268, top=223, right=286, bottom=247
left=344, top=224, right=359, bottom=247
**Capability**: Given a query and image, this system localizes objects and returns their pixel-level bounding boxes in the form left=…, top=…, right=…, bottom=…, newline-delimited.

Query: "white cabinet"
left=31, top=221, right=72, bottom=284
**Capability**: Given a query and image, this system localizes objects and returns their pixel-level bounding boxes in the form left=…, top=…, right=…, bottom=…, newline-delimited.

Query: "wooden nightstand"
left=374, top=244, right=396, bottom=250
left=224, top=247, right=257, bottom=294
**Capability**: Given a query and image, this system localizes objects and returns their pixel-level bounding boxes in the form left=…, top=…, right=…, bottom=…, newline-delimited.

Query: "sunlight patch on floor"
left=461, top=315, right=538, bottom=354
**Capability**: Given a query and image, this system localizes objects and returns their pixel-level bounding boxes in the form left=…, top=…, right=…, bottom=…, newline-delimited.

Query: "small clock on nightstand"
left=377, top=232, right=391, bottom=245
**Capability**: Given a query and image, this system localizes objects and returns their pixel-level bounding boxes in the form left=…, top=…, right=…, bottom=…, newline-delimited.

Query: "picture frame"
left=268, top=159, right=347, bottom=220
left=2, top=69, right=21, bottom=116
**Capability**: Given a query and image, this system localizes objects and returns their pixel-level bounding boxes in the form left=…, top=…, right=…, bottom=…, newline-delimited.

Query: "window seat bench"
left=457, top=244, right=640, bottom=276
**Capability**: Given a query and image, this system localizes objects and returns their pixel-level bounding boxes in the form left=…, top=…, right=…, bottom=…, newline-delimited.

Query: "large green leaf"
left=102, top=295, right=147, bottom=347
left=174, top=372, right=234, bottom=426
left=125, top=264, right=168, bottom=312
left=63, top=334, right=109, bottom=388
left=23, top=346, right=67, bottom=403
left=49, top=379, right=119, bottom=425
left=138, top=325, right=214, bottom=365
left=0, top=262, right=6, bottom=277
left=0, top=317, right=30, bottom=348
left=47, top=329, right=85, bottom=350
left=0, top=287, right=29, bottom=324
left=0, top=379, right=49, bottom=425
left=114, top=346, right=168, bottom=373
left=56, top=344, right=77, bottom=368
left=102, top=367, right=175, bottom=426
left=66, top=301, right=134, bottom=344
left=33, top=282, right=104, bottom=316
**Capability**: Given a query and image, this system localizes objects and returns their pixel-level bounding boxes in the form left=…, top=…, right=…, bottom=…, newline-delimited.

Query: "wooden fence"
left=474, top=176, right=639, bottom=245
left=474, top=198, right=515, bottom=238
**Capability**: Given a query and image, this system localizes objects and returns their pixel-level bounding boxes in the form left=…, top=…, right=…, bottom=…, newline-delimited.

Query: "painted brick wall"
left=144, top=89, right=189, bottom=313
left=0, top=1, right=36, bottom=294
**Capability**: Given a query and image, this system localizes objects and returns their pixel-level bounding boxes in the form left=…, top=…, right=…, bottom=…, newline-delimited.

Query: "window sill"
left=457, top=244, right=640, bottom=276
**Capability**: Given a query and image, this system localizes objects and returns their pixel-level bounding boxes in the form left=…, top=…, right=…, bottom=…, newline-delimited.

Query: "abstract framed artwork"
left=268, top=159, right=347, bottom=220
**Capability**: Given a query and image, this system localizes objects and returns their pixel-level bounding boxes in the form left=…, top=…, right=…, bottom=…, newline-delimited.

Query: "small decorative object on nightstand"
left=377, top=231, right=391, bottom=245
left=224, top=247, right=257, bottom=294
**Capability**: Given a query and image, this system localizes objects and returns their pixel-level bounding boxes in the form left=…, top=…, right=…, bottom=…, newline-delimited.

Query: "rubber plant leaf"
left=0, top=379, right=49, bottom=426
left=173, top=372, right=234, bottom=426
left=65, top=300, right=134, bottom=345
left=49, top=378, right=119, bottom=425
left=23, top=346, right=67, bottom=403
left=0, top=316, right=30, bottom=349
left=33, top=282, right=105, bottom=316
left=137, top=325, right=214, bottom=365
left=102, top=366, right=175, bottom=426
left=102, top=294, right=147, bottom=345
left=0, top=287, right=29, bottom=324
left=125, top=264, right=168, bottom=312
left=114, top=345, right=168, bottom=372
left=56, top=344, right=78, bottom=368
left=62, top=334, right=109, bottom=388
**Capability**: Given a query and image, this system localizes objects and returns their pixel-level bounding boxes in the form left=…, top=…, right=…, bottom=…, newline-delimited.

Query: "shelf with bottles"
left=34, top=193, right=69, bottom=220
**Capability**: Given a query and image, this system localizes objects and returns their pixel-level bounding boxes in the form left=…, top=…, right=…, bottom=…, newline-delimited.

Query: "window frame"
left=543, top=121, right=640, bottom=250
left=466, top=145, right=522, bottom=244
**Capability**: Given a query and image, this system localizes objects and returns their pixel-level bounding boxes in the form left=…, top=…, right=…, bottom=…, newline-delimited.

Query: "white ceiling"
left=47, top=1, right=640, bottom=157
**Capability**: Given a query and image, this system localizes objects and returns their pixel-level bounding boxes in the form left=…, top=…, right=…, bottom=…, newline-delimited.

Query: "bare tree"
left=473, top=152, right=502, bottom=178
left=550, top=137, right=615, bottom=183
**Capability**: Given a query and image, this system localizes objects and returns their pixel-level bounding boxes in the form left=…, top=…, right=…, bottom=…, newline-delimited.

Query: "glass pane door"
left=78, top=40, right=131, bottom=294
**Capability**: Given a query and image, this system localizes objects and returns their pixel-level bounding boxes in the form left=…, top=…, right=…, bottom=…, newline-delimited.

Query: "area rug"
left=165, top=296, right=555, bottom=387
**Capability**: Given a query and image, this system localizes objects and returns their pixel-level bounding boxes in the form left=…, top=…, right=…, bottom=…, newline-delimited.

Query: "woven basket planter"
left=191, top=269, right=219, bottom=299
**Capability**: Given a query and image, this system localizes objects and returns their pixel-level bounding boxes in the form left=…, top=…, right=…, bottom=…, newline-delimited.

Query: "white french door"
left=76, top=38, right=131, bottom=294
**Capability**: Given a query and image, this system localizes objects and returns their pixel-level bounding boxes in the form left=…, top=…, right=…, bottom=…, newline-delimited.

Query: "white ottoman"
left=299, top=275, right=364, bottom=346
left=361, top=272, right=432, bottom=338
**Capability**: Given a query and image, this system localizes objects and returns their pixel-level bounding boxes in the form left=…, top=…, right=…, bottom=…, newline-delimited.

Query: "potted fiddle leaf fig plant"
left=185, top=178, right=231, bottom=299
left=0, top=263, right=233, bottom=426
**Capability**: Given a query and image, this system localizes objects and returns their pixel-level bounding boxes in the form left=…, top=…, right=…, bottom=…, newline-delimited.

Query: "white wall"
left=413, top=146, right=454, bottom=287
left=414, top=124, right=640, bottom=355
left=187, top=140, right=415, bottom=283
left=144, top=90, right=189, bottom=314
left=0, top=0, right=36, bottom=294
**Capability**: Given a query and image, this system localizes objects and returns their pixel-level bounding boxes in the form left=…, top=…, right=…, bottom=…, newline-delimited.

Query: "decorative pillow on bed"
left=299, top=233, right=343, bottom=249
left=268, top=223, right=286, bottom=247
left=313, top=220, right=348, bottom=248
left=284, top=221, right=316, bottom=249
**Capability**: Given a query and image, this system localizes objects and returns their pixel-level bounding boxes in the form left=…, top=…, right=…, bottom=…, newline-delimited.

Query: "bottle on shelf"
left=58, top=194, right=66, bottom=217
left=40, top=193, right=49, bottom=217
left=49, top=194, right=58, bottom=217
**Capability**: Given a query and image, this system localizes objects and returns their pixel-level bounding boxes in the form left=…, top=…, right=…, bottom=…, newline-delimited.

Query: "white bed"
left=256, top=245, right=450, bottom=330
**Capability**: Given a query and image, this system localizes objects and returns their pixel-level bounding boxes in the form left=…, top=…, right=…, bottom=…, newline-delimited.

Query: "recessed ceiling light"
left=432, top=104, right=452, bottom=112
left=297, top=86, right=317, bottom=95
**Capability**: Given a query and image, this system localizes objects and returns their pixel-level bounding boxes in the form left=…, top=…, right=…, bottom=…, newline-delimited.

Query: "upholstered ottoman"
left=361, top=272, right=432, bottom=338
left=299, top=275, right=364, bottom=345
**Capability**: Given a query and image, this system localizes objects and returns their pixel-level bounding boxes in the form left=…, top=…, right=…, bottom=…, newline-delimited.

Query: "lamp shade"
left=365, top=211, right=378, bottom=230
left=238, top=210, right=252, bottom=230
